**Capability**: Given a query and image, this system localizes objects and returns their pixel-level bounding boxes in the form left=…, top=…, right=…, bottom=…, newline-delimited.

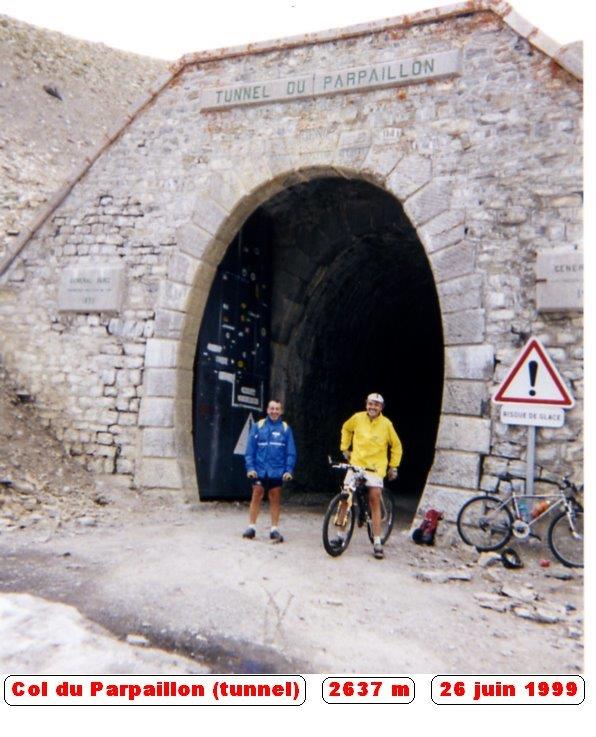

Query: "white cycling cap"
left=367, top=393, right=384, bottom=404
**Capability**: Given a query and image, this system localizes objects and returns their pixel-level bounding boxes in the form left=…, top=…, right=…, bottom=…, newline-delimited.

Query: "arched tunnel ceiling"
left=261, top=177, right=434, bottom=343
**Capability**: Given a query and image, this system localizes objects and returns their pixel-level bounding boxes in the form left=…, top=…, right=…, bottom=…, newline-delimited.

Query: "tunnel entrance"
left=194, top=176, right=444, bottom=511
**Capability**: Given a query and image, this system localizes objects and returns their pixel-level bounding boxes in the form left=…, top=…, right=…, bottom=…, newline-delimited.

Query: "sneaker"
left=270, top=529, right=284, bottom=543
left=373, top=544, right=384, bottom=559
left=242, top=527, right=256, bottom=539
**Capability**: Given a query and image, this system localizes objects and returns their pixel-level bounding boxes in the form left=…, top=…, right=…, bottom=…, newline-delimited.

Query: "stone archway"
left=191, top=175, right=444, bottom=508
left=139, top=160, right=493, bottom=520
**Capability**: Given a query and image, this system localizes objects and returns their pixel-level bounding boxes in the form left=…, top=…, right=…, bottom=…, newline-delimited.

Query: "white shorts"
left=344, top=469, right=384, bottom=489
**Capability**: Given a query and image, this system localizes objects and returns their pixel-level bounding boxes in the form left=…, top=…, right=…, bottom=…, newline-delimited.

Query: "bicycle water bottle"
left=531, top=500, right=550, bottom=518
left=518, top=498, right=530, bottom=522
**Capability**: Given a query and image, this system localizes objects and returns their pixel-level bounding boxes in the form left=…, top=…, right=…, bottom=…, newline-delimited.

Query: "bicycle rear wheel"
left=322, top=492, right=356, bottom=557
left=367, top=488, right=396, bottom=545
left=456, top=495, right=513, bottom=551
left=548, top=503, right=583, bottom=568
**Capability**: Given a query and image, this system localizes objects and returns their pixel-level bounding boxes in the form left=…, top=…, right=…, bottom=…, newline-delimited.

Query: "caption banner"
left=431, top=676, right=584, bottom=705
left=4, top=676, right=305, bottom=706
left=4, top=675, right=585, bottom=707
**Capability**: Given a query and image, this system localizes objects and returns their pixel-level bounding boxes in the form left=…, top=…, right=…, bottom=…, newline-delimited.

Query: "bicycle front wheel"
left=456, top=495, right=513, bottom=551
left=367, top=488, right=396, bottom=545
left=548, top=503, right=584, bottom=568
left=322, top=492, right=356, bottom=557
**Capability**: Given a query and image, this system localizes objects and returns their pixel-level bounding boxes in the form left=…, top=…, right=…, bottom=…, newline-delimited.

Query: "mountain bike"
left=322, top=461, right=396, bottom=557
left=456, top=472, right=583, bottom=568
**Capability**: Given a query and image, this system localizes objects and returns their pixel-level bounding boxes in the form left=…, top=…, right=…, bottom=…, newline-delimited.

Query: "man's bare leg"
left=269, top=486, right=282, bottom=527
left=248, top=484, right=264, bottom=524
left=369, top=486, right=383, bottom=538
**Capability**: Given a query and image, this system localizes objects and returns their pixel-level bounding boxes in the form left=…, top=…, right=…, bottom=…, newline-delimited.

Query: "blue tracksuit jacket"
left=245, top=417, right=297, bottom=479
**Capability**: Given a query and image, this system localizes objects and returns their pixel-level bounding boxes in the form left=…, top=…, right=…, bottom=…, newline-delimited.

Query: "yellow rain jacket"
left=340, top=411, right=402, bottom=477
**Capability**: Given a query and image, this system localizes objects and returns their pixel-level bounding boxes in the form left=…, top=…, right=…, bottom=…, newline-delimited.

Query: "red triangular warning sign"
left=493, top=338, right=575, bottom=407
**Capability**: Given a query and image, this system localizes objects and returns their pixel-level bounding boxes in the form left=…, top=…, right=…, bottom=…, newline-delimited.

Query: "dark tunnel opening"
left=265, top=177, right=443, bottom=506
left=194, top=176, right=444, bottom=512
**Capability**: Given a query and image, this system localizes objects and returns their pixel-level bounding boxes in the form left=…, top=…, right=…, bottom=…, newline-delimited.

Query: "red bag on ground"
left=412, top=509, right=443, bottom=546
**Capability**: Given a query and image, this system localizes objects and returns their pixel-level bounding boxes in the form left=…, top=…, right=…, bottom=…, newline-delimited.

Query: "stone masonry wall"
left=0, top=8, right=582, bottom=511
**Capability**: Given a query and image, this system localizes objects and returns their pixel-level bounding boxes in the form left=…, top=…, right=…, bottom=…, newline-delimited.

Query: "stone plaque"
left=58, top=264, right=125, bottom=313
left=200, top=49, right=462, bottom=110
left=536, top=249, right=583, bottom=312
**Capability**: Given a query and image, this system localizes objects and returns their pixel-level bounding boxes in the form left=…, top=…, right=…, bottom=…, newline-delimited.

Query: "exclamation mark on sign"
left=528, top=360, right=538, bottom=396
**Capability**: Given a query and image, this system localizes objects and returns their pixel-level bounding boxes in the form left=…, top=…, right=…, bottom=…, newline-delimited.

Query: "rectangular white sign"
left=58, top=264, right=125, bottom=313
left=500, top=403, right=565, bottom=427
left=200, top=49, right=462, bottom=110
left=536, top=249, right=583, bottom=312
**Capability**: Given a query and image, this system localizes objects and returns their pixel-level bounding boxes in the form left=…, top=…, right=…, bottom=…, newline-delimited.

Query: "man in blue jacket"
left=243, top=399, right=297, bottom=542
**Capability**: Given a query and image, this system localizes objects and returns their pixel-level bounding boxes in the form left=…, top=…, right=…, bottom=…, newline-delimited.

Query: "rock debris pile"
left=407, top=533, right=583, bottom=664
left=0, top=365, right=112, bottom=533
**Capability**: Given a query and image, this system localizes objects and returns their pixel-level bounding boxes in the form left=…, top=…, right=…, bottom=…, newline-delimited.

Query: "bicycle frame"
left=512, top=491, right=566, bottom=526
left=334, top=471, right=368, bottom=524
left=493, top=470, right=580, bottom=523
left=323, top=461, right=397, bottom=556
left=457, top=473, right=583, bottom=565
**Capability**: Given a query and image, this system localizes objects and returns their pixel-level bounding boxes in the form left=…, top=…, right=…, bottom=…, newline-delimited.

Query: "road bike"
left=322, top=461, right=396, bottom=557
left=456, top=472, right=583, bottom=568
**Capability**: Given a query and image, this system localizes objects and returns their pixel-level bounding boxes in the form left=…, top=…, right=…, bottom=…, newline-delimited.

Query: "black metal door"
left=193, top=214, right=271, bottom=500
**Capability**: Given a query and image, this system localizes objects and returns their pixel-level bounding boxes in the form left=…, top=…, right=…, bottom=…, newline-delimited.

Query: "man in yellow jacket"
left=339, top=393, right=402, bottom=559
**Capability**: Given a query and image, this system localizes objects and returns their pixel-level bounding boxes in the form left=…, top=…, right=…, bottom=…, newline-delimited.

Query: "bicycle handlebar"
left=329, top=461, right=377, bottom=474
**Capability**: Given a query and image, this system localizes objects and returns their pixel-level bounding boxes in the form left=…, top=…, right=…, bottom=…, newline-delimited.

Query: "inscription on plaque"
left=200, top=49, right=462, bottom=111
left=339, top=129, right=371, bottom=149
left=536, top=249, right=583, bottom=312
left=58, top=265, right=125, bottom=313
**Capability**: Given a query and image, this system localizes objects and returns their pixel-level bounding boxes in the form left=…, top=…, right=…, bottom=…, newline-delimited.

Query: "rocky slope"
left=0, top=14, right=169, bottom=264
left=0, top=364, right=107, bottom=533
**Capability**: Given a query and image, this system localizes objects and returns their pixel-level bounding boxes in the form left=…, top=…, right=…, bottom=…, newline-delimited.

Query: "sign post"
left=492, top=338, right=575, bottom=499
left=526, top=425, right=536, bottom=496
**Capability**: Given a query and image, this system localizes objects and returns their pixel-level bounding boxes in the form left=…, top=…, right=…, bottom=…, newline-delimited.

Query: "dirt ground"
left=0, top=367, right=584, bottom=675
left=0, top=497, right=584, bottom=674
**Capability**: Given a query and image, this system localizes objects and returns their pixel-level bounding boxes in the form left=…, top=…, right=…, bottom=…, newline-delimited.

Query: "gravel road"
left=0, top=494, right=584, bottom=674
